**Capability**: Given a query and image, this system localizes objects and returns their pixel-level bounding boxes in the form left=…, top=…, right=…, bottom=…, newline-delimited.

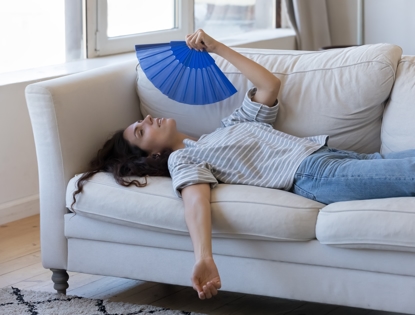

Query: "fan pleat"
left=203, top=67, right=216, bottom=104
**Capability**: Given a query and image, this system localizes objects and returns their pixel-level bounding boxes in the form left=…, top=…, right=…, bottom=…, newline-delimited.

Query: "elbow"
left=271, top=76, right=281, bottom=93
left=266, top=77, right=281, bottom=100
left=254, top=77, right=280, bottom=106
left=263, top=75, right=281, bottom=94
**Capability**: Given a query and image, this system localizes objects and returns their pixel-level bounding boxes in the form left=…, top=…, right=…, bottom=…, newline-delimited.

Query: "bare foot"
left=191, top=257, right=221, bottom=299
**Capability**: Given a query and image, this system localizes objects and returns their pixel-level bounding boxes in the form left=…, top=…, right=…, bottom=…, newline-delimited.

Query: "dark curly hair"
left=71, top=130, right=171, bottom=210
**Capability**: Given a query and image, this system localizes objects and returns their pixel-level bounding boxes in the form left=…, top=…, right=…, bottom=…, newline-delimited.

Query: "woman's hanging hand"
left=192, top=257, right=222, bottom=299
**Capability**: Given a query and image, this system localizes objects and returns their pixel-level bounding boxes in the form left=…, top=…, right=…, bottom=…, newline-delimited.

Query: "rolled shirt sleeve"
left=168, top=154, right=218, bottom=198
left=221, top=87, right=279, bottom=127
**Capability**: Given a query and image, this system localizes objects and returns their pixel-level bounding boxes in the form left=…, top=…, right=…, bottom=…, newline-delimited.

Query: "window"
left=0, top=0, right=83, bottom=75
left=0, top=1, right=66, bottom=74
left=194, top=0, right=277, bottom=40
left=0, top=0, right=284, bottom=74
left=86, top=0, right=193, bottom=57
left=86, top=0, right=282, bottom=58
left=107, top=0, right=176, bottom=38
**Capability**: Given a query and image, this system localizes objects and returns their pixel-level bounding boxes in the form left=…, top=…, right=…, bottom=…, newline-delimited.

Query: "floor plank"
left=12, top=269, right=53, bottom=291
left=111, top=282, right=185, bottom=305
left=0, top=215, right=40, bottom=264
left=0, top=215, right=39, bottom=239
left=90, top=278, right=145, bottom=300
left=151, top=285, right=209, bottom=311
left=226, top=295, right=303, bottom=315
left=68, top=276, right=135, bottom=298
left=0, top=251, right=41, bottom=275
left=327, top=306, right=371, bottom=315
left=366, top=312, right=405, bottom=315
left=0, top=237, right=40, bottom=264
left=285, top=301, right=338, bottom=315
left=0, top=261, right=46, bottom=288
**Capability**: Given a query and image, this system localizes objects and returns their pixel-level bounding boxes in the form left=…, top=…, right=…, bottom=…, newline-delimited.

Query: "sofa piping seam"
left=78, top=179, right=322, bottom=210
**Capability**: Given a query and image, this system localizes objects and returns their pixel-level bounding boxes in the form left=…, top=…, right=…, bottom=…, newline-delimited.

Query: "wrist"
left=195, top=249, right=213, bottom=261
left=195, top=255, right=214, bottom=263
left=212, top=42, right=227, bottom=55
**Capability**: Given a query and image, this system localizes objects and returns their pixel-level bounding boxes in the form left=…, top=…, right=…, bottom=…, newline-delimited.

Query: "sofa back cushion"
left=381, top=56, right=415, bottom=153
left=137, top=44, right=402, bottom=153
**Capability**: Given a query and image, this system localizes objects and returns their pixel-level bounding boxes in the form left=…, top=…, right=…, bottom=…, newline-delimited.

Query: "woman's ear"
left=152, top=153, right=161, bottom=160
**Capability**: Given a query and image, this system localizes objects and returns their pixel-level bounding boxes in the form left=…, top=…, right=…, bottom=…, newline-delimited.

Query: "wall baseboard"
left=0, top=195, right=40, bottom=225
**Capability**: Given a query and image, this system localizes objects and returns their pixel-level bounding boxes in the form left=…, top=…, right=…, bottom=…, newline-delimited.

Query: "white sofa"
left=25, top=44, right=415, bottom=314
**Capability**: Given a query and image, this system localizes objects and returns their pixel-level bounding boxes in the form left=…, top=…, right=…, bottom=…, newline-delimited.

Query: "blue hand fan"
left=135, top=41, right=237, bottom=105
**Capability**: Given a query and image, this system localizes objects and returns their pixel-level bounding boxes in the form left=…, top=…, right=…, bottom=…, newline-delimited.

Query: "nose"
left=143, top=115, right=153, bottom=125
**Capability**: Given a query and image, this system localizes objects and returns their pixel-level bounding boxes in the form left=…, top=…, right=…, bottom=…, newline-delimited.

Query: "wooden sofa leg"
left=51, top=269, right=69, bottom=294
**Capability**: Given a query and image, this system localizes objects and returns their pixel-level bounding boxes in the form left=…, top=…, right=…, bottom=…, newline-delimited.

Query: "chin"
left=166, top=118, right=176, bottom=126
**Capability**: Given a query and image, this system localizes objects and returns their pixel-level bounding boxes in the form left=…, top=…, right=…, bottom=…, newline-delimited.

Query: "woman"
left=73, top=29, right=415, bottom=300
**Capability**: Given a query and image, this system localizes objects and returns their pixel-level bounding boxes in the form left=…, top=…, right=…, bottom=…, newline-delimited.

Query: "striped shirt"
left=168, top=88, right=328, bottom=197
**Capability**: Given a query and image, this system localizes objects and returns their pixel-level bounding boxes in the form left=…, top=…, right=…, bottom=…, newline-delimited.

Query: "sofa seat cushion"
left=137, top=44, right=402, bottom=153
left=316, top=197, right=415, bottom=252
left=67, top=172, right=324, bottom=241
left=381, top=56, right=415, bottom=154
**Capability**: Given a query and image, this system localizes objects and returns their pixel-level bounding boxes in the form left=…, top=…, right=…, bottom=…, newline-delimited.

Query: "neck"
left=171, top=132, right=197, bottom=151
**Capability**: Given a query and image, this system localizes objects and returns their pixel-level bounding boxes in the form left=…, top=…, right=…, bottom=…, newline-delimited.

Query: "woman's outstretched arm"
left=186, top=29, right=281, bottom=107
left=181, top=183, right=221, bottom=299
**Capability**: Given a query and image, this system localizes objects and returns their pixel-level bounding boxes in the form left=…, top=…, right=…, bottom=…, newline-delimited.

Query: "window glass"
left=0, top=0, right=65, bottom=74
left=194, top=0, right=276, bottom=40
left=107, top=0, right=176, bottom=38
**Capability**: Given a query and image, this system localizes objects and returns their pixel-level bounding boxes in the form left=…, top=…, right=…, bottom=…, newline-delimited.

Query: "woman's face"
left=123, top=115, right=176, bottom=155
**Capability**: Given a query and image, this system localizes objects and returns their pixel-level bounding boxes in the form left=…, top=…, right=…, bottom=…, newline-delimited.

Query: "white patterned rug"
left=0, top=287, right=205, bottom=315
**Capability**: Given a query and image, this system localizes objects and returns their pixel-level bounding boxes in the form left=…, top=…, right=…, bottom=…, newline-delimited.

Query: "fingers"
left=186, top=29, right=210, bottom=51
left=192, top=281, right=203, bottom=298
left=199, top=291, right=206, bottom=300
left=193, top=285, right=207, bottom=300
left=202, top=281, right=220, bottom=299
left=186, top=29, right=220, bottom=53
left=193, top=281, right=220, bottom=300
left=214, top=280, right=222, bottom=290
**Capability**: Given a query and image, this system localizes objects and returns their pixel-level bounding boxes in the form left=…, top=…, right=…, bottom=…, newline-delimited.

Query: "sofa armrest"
left=25, top=60, right=141, bottom=269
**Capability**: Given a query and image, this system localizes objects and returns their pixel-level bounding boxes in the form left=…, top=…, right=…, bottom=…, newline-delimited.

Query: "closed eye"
left=134, top=128, right=144, bottom=138
left=134, top=121, right=143, bottom=138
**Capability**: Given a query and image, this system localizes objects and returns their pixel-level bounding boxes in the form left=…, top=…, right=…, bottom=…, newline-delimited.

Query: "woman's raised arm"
left=186, top=29, right=281, bottom=107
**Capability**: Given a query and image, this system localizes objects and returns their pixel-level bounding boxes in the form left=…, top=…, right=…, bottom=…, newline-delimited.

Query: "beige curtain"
left=284, top=0, right=331, bottom=50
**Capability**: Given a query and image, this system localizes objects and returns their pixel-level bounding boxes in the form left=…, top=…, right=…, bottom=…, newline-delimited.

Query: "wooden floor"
left=0, top=215, right=404, bottom=315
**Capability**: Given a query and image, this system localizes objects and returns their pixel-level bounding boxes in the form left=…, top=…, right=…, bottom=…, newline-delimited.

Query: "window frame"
left=85, top=0, right=194, bottom=58
left=65, top=0, right=85, bottom=61
left=194, top=0, right=277, bottom=40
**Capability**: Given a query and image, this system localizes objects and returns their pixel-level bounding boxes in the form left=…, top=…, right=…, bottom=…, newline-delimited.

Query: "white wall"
left=327, top=0, right=415, bottom=55
left=0, top=82, right=40, bottom=224
left=364, top=0, right=415, bottom=55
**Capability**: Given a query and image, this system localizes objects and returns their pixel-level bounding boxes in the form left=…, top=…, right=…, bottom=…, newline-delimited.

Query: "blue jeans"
left=292, top=146, right=415, bottom=204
